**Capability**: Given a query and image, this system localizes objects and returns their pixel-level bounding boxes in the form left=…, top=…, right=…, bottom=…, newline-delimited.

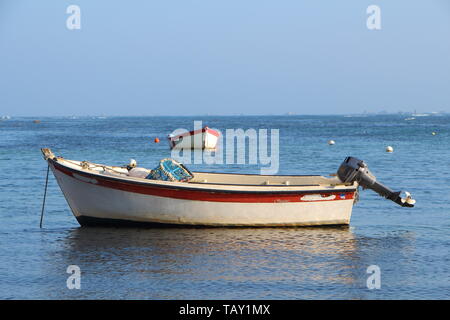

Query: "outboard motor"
left=337, top=157, right=415, bottom=207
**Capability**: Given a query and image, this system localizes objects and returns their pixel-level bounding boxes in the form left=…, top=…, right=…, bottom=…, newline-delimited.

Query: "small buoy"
left=432, top=132, right=437, bottom=136
left=33, top=120, right=41, bottom=124
left=154, top=137, right=160, bottom=143
left=386, top=146, right=394, bottom=153
left=328, top=140, right=335, bottom=145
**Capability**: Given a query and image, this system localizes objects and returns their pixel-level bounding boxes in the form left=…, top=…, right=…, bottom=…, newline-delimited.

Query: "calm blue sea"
left=0, top=115, right=449, bottom=299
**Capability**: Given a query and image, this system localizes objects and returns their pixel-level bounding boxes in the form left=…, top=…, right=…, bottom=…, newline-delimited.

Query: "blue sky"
left=0, top=0, right=449, bottom=116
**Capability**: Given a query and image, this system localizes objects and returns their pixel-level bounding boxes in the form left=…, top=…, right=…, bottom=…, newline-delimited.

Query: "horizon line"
left=2, top=111, right=448, bottom=118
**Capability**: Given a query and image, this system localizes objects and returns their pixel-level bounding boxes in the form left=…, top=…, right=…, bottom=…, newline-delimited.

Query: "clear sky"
left=0, top=0, right=449, bottom=116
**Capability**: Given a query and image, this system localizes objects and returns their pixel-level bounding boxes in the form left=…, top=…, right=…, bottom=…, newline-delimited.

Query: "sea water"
left=0, top=115, right=449, bottom=299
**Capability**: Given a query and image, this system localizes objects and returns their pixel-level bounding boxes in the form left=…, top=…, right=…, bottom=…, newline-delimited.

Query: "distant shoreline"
left=1, top=112, right=448, bottom=118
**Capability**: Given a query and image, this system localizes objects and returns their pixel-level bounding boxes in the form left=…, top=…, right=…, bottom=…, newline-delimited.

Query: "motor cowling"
left=337, top=157, right=415, bottom=207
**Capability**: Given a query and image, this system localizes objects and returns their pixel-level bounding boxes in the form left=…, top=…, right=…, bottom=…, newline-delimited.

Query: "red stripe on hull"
left=168, top=127, right=220, bottom=140
left=52, top=160, right=355, bottom=203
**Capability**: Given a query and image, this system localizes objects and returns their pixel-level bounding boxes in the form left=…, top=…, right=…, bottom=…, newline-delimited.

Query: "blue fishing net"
left=146, top=158, right=194, bottom=182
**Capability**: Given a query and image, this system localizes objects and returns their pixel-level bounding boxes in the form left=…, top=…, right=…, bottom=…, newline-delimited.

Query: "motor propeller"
left=337, top=157, right=415, bottom=207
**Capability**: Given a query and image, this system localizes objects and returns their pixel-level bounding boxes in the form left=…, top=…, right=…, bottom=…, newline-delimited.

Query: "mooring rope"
left=39, top=163, right=50, bottom=228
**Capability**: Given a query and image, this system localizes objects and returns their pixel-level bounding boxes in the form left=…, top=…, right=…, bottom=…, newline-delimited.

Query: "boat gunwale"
left=187, top=181, right=322, bottom=188
left=48, top=157, right=358, bottom=195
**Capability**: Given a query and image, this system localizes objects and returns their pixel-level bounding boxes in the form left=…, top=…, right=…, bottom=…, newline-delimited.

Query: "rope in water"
left=39, top=163, right=50, bottom=228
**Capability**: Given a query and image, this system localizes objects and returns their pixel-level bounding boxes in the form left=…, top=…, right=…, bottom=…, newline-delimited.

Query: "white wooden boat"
left=41, top=148, right=414, bottom=227
left=168, top=126, right=219, bottom=150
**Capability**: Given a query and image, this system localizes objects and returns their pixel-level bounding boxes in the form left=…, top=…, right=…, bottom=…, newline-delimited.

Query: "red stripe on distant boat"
left=169, top=127, right=220, bottom=140
left=52, top=161, right=354, bottom=203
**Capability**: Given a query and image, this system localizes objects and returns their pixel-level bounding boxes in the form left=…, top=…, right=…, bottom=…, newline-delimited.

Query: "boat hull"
left=49, top=160, right=356, bottom=227
left=168, top=127, right=219, bottom=150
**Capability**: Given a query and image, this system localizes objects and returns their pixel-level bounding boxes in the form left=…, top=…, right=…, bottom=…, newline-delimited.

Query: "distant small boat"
left=404, top=117, right=415, bottom=121
left=168, top=126, right=220, bottom=150
left=411, top=110, right=429, bottom=117
left=41, top=148, right=415, bottom=228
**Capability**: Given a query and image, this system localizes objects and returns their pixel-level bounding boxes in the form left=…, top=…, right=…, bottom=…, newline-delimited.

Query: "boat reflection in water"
left=51, top=226, right=389, bottom=299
